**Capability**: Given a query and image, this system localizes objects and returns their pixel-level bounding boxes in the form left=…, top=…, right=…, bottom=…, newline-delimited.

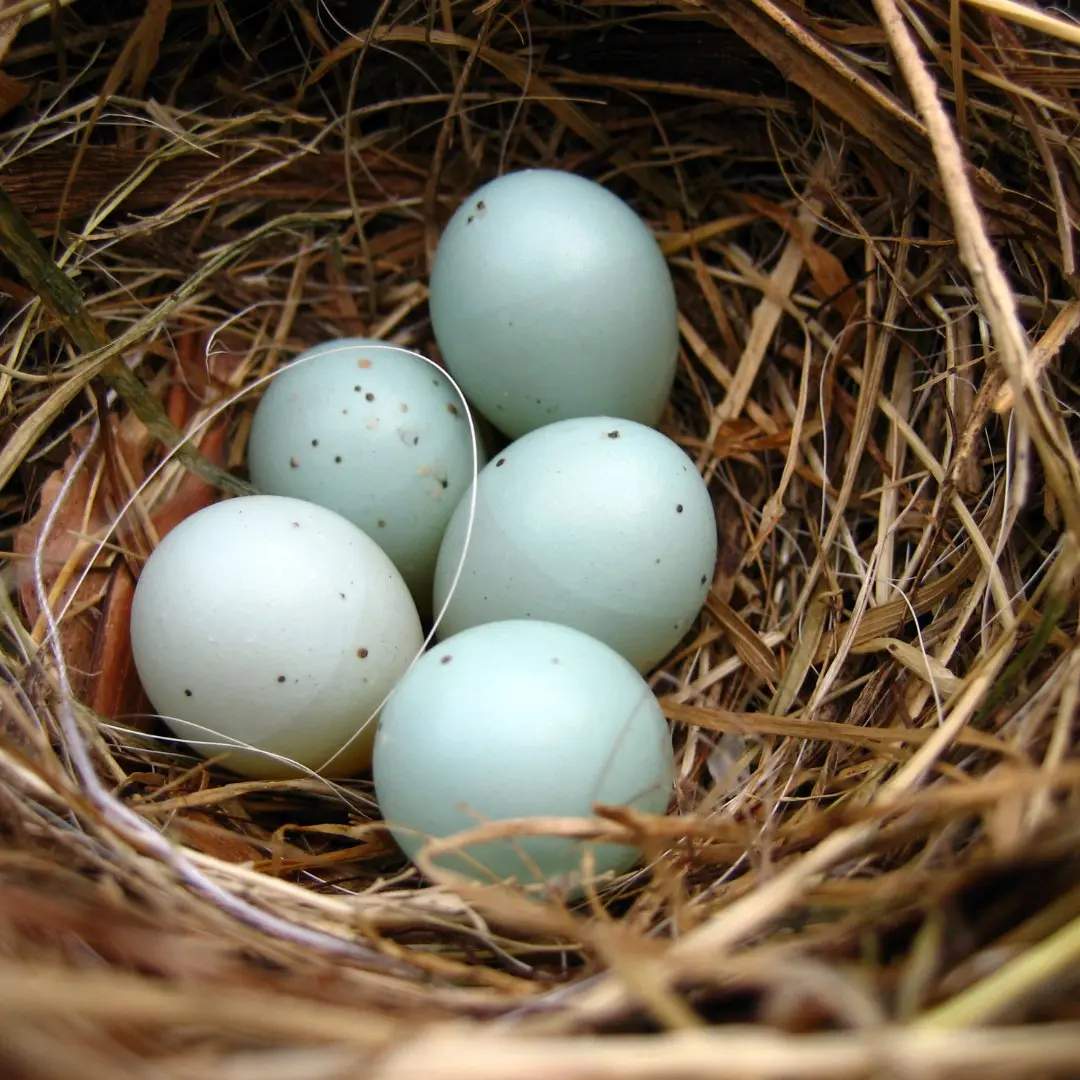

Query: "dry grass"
left=2, top=0, right=1080, bottom=1076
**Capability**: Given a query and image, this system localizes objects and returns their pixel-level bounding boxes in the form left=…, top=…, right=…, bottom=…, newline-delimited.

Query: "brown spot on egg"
left=607, top=430, right=620, bottom=439
left=334, top=455, right=343, bottom=464
left=311, top=438, right=319, bottom=447
left=447, top=402, right=459, bottom=416
left=358, top=359, right=372, bottom=369
left=357, top=647, right=369, bottom=659
left=184, top=689, right=193, bottom=697
left=365, top=392, right=375, bottom=402
left=441, top=654, right=453, bottom=664
left=676, top=504, right=684, bottom=513
left=290, top=457, right=300, bottom=468
left=496, top=458, right=506, bottom=467
left=377, top=520, right=386, bottom=528
left=277, top=675, right=286, bottom=683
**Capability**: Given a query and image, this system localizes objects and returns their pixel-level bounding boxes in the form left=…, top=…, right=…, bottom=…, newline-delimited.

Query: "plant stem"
left=0, top=184, right=254, bottom=498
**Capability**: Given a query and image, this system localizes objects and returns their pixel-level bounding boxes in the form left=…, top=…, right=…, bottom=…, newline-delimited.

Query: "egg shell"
left=129, top=495, right=424, bottom=779
left=373, top=619, right=674, bottom=894
left=429, top=169, right=678, bottom=438
left=247, top=339, right=483, bottom=612
left=433, top=417, right=717, bottom=672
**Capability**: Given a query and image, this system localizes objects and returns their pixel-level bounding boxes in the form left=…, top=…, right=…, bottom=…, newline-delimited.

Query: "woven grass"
left=2, top=1, right=1080, bottom=1076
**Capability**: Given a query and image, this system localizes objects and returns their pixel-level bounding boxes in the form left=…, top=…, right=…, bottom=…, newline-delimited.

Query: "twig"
left=374, top=1024, right=1080, bottom=1080
left=872, top=0, right=1080, bottom=545
left=0, top=184, right=253, bottom=497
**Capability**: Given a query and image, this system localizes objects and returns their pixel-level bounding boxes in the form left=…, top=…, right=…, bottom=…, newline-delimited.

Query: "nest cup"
left=2, top=2, right=1080, bottom=1077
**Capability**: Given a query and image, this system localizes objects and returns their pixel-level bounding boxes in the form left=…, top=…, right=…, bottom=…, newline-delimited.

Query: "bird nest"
left=2, top=2, right=1080, bottom=1077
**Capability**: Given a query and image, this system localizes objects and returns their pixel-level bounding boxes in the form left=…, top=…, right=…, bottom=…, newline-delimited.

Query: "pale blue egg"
left=429, top=169, right=678, bottom=438
left=372, top=620, right=674, bottom=895
left=129, top=496, right=424, bottom=779
left=247, top=339, right=483, bottom=612
left=432, top=417, right=717, bottom=672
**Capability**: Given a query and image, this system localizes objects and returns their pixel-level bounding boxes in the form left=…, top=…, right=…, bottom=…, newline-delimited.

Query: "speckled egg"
left=129, top=495, right=424, bottom=779
left=433, top=417, right=717, bottom=672
left=373, top=619, right=674, bottom=895
left=428, top=169, right=679, bottom=438
left=247, top=339, right=483, bottom=611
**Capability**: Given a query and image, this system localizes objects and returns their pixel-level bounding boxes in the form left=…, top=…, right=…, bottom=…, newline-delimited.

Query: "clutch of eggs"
left=433, top=417, right=717, bottom=672
left=247, top=339, right=482, bottom=613
left=122, top=167, right=711, bottom=896
left=373, top=619, right=675, bottom=896
left=129, top=495, right=423, bottom=779
left=429, top=169, right=679, bottom=438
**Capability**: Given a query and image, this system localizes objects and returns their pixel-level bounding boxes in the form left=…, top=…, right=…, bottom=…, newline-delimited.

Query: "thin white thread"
left=28, top=346, right=479, bottom=972
left=48, top=343, right=481, bottom=780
